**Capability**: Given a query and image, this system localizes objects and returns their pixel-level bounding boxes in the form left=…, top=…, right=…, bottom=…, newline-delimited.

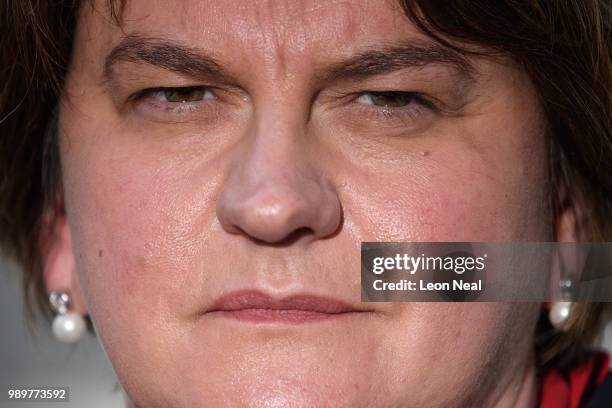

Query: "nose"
left=215, top=125, right=342, bottom=245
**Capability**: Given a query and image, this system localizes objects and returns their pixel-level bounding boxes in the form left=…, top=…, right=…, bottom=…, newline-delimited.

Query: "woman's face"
left=56, top=0, right=549, bottom=406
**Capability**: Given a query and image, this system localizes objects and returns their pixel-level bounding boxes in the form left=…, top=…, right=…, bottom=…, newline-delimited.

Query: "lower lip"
left=211, top=308, right=354, bottom=324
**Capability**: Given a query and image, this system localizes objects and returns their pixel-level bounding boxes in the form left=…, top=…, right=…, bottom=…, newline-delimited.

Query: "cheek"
left=59, top=118, right=226, bottom=353
left=343, top=142, right=549, bottom=242
left=60, top=130, right=230, bottom=397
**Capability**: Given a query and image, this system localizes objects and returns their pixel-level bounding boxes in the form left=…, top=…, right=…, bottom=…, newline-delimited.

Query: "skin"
left=43, top=0, right=570, bottom=406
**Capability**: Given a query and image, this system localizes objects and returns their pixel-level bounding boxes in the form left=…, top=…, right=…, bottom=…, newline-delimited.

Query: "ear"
left=554, top=180, right=584, bottom=243
left=555, top=205, right=579, bottom=242
left=549, top=191, right=593, bottom=305
left=547, top=185, right=583, bottom=301
left=40, top=209, right=88, bottom=315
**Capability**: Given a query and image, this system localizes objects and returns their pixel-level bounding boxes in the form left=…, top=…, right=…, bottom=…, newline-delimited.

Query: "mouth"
left=204, top=290, right=367, bottom=324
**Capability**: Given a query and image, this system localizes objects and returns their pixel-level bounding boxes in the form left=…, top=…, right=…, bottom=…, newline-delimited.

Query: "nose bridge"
left=215, top=102, right=342, bottom=245
left=238, top=92, right=313, bottom=191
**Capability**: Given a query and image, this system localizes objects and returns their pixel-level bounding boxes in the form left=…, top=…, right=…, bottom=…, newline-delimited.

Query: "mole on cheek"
left=98, top=249, right=103, bottom=258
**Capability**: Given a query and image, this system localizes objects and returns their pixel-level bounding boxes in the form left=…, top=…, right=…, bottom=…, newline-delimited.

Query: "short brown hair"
left=1, top=0, right=611, bottom=372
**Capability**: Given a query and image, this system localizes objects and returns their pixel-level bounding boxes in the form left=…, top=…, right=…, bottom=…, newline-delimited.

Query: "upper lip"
left=206, top=289, right=362, bottom=314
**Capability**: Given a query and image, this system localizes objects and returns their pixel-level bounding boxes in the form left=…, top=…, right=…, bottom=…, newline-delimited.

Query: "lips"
left=205, top=290, right=363, bottom=323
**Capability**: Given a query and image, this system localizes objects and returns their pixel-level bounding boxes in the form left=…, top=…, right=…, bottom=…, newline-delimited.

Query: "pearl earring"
left=549, top=301, right=573, bottom=330
left=49, top=291, right=86, bottom=343
left=549, top=248, right=575, bottom=332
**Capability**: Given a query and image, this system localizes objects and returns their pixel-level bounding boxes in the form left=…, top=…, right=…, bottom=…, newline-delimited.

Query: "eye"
left=356, top=91, right=425, bottom=108
left=129, top=86, right=218, bottom=117
left=161, top=87, right=211, bottom=103
left=130, top=86, right=215, bottom=106
left=350, top=91, right=439, bottom=127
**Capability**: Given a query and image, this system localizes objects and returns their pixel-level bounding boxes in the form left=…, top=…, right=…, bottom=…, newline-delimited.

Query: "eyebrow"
left=323, top=42, right=475, bottom=82
left=104, top=34, right=474, bottom=84
left=104, top=34, right=231, bottom=82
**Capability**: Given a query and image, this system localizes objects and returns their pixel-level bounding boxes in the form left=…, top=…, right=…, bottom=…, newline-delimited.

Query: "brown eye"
left=357, top=91, right=417, bottom=108
left=162, top=87, right=208, bottom=103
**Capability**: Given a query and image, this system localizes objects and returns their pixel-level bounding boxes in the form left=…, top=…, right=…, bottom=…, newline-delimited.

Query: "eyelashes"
left=129, top=86, right=216, bottom=114
left=155, top=87, right=213, bottom=103
left=352, top=91, right=439, bottom=122
left=131, top=86, right=213, bottom=102
left=356, top=91, right=431, bottom=109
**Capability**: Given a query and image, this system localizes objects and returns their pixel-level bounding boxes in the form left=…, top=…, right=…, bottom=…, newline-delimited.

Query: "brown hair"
left=1, top=0, right=611, bottom=372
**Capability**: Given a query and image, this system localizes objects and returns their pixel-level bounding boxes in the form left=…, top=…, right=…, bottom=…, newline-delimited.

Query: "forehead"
left=82, top=0, right=424, bottom=66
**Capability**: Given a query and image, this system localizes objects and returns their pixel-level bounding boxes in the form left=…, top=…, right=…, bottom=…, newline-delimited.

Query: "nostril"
left=281, top=227, right=315, bottom=244
left=259, top=227, right=314, bottom=247
left=233, top=224, right=315, bottom=246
